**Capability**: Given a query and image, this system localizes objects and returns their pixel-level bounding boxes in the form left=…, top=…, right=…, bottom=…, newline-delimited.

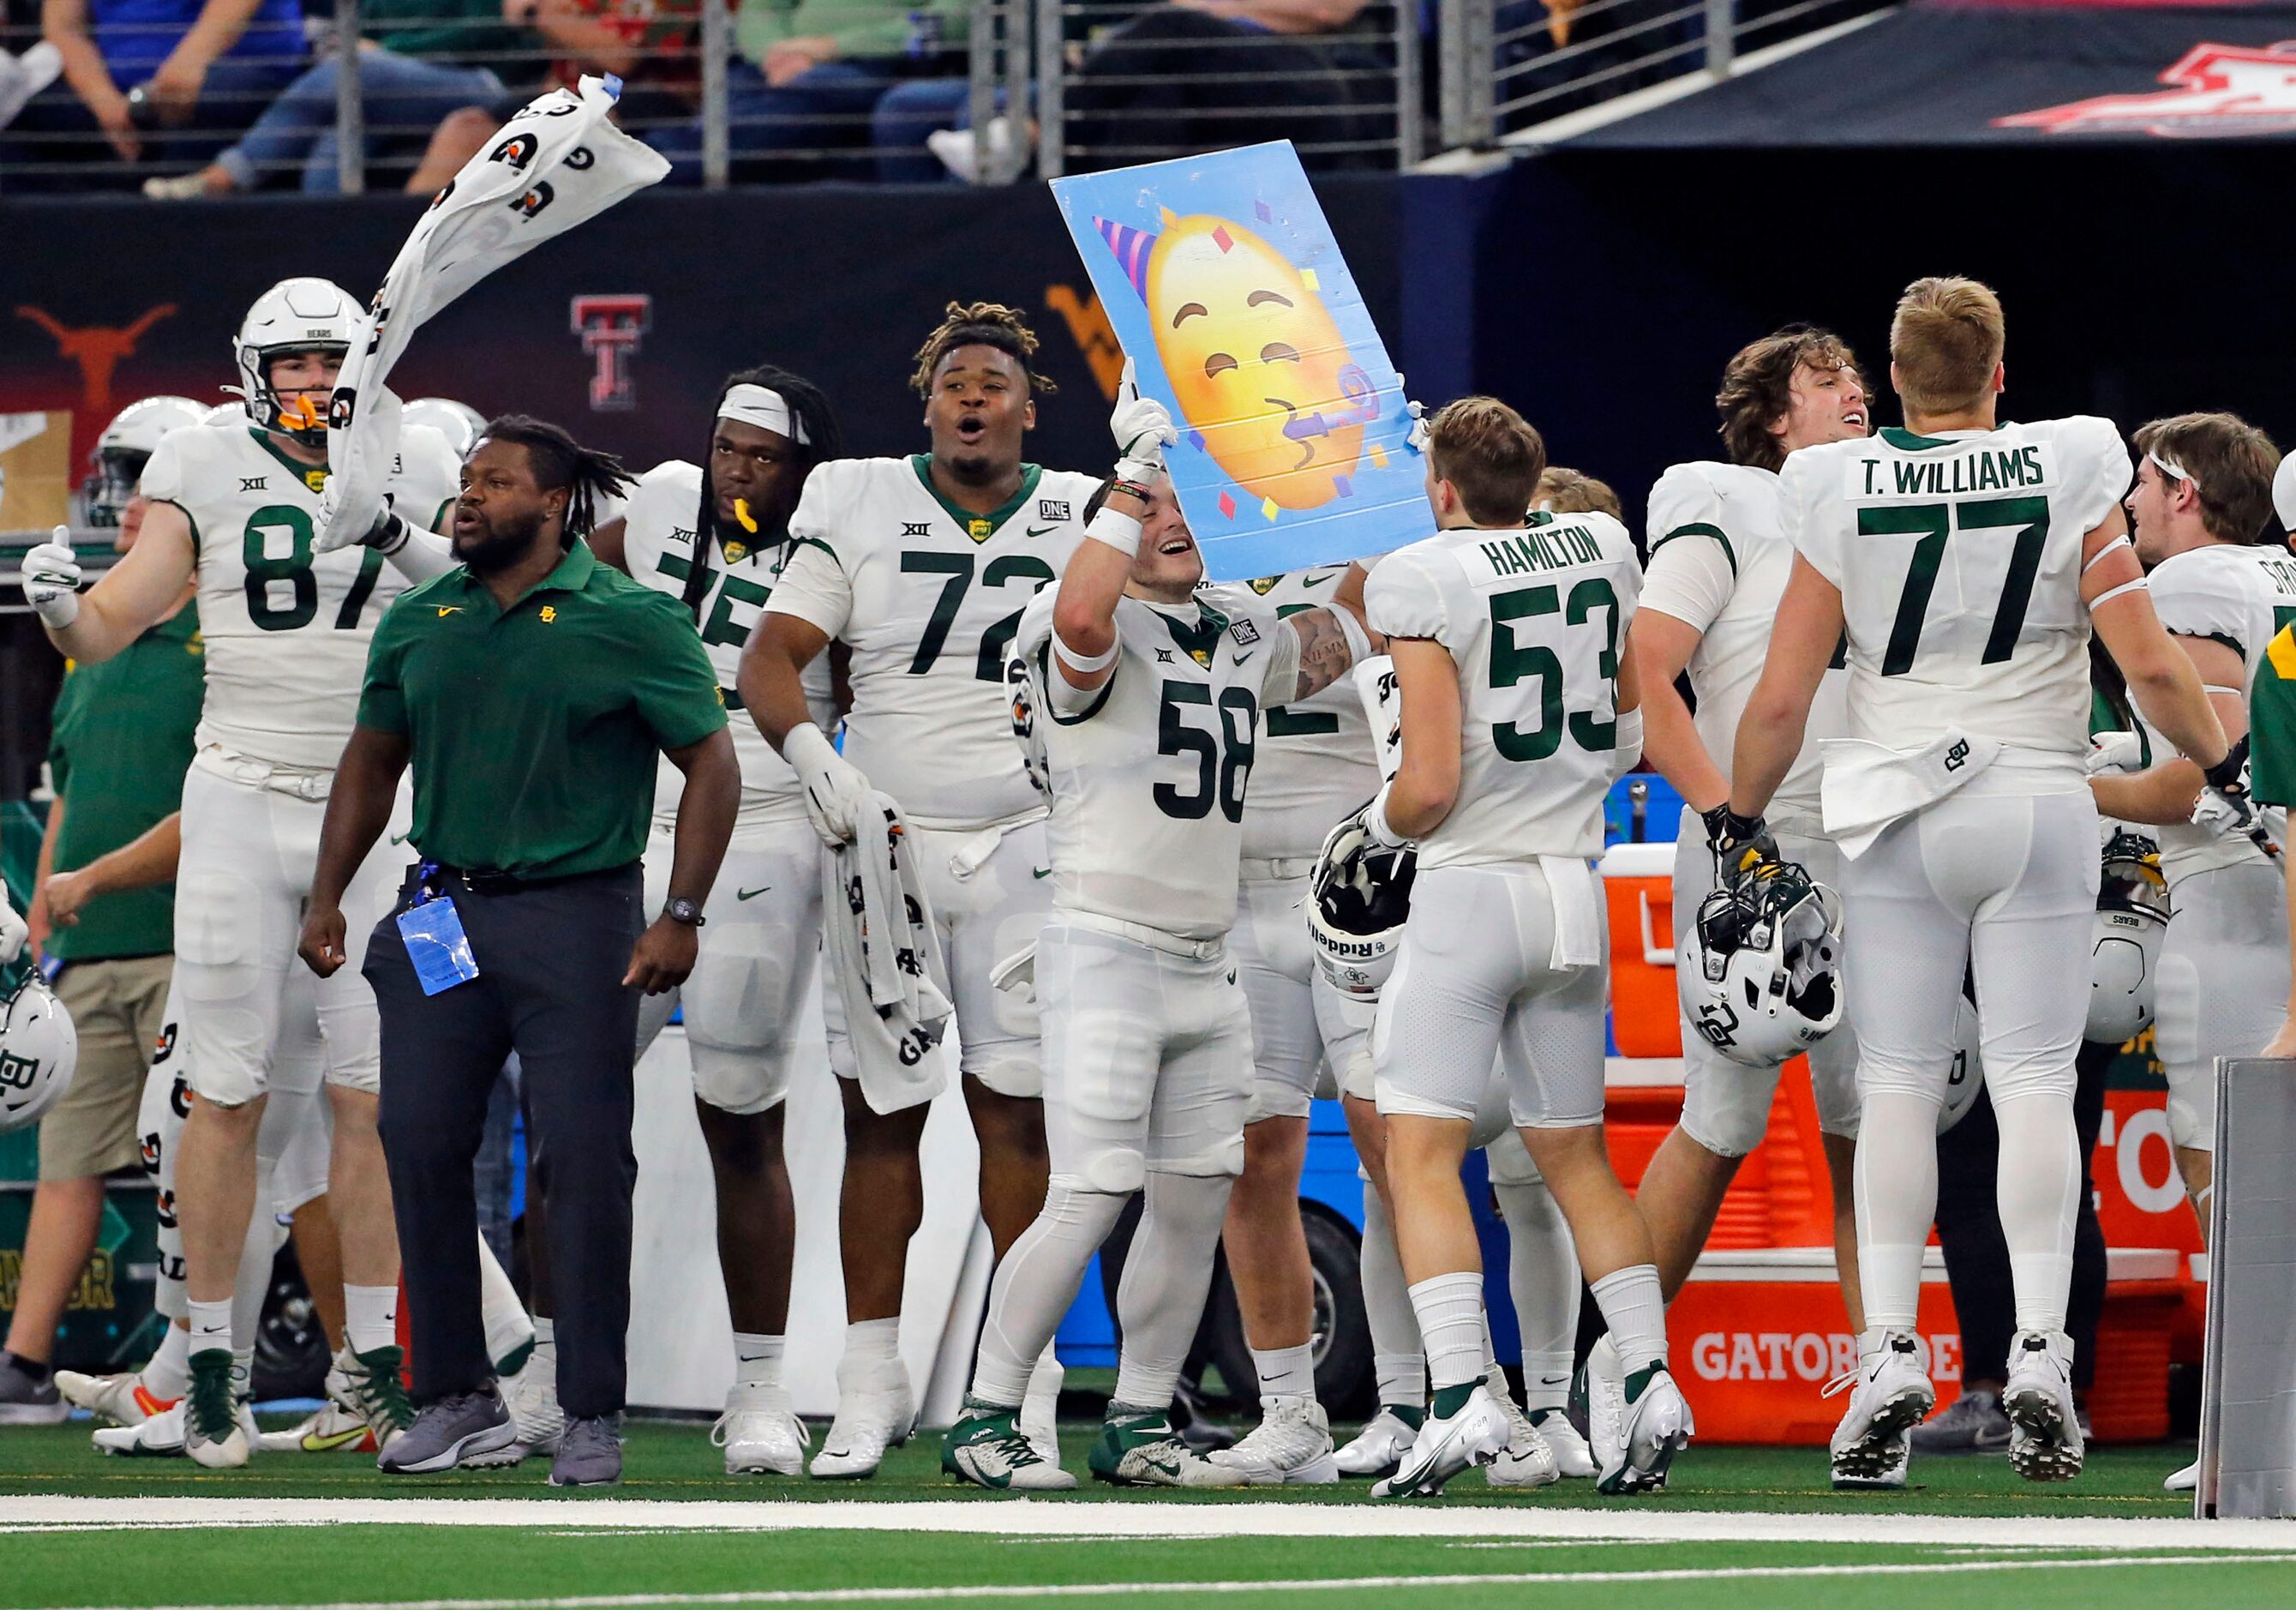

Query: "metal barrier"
left=0, top=0, right=1877, bottom=189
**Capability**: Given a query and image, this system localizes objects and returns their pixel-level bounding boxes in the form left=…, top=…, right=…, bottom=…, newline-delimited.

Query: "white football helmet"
left=232, top=278, right=358, bottom=448
left=1307, top=807, right=1417, bottom=999
left=0, top=974, right=79, bottom=1133
left=1938, top=981, right=1986, bottom=1134
left=2088, top=830, right=2168, bottom=1046
left=201, top=401, right=245, bottom=425
left=1679, top=863, right=1845, bottom=1068
left=80, top=395, right=204, bottom=526
left=404, top=397, right=488, bottom=460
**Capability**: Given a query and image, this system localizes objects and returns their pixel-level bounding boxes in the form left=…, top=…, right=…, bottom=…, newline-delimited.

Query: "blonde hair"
left=1534, top=466, right=1622, bottom=521
left=1889, top=277, right=2005, bottom=418
left=1427, top=396, right=1547, bottom=526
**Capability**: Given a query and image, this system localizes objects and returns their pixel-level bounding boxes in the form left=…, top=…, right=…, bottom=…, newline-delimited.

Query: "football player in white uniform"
left=741, top=303, right=1100, bottom=1476
left=1726, top=277, right=2233, bottom=1484
left=2089, top=413, right=2290, bottom=1227
left=590, top=365, right=845, bottom=1475
left=941, top=369, right=1375, bottom=1492
left=1625, top=328, right=1876, bottom=1480
left=1365, top=397, right=1687, bottom=1499
left=20, top=277, right=460, bottom=1468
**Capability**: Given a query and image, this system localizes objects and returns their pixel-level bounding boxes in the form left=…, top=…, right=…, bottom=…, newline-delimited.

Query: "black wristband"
left=2203, top=734, right=2251, bottom=793
left=365, top=509, right=410, bottom=556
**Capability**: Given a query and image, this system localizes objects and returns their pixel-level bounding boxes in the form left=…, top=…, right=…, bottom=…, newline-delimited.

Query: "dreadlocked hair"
left=688, top=365, right=844, bottom=612
left=908, top=301, right=1057, bottom=398
left=480, top=415, right=633, bottom=544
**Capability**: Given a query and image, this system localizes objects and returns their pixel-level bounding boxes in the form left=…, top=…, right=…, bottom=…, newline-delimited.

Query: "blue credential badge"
left=397, top=867, right=480, bottom=995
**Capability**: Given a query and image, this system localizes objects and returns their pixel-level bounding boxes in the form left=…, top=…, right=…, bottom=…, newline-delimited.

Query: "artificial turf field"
left=3, top=1418, right=2289, bottom=1610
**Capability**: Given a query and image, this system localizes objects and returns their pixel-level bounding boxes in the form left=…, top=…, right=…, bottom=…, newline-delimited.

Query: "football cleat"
left=501, top=1351, right=564, bottom=1457
left=1373, top=1384, right=1508, bottom=1499
left=1599, top=1362, right=1694, bottom=1495
left=1580, top=1336, right=1628, bottom=1486
left=809, top=1359, right=916, bottom=1481
left=55, top=1367, right=177, bottom=1429
left=256, top=1401, right=376, bottom=1455
left=1088, top=1404, right=1249, bottom=1487
left=1825, top=1331, right=1934, bottom=1487
left=183, top=1349, right=250, bottom=1469
left=942, top=1399, right=1077, bottom=1491
left=338, top=1345, right=416, bottom=1453
left=1530, top=1407, right=1596, bottom=1479
left=1208, top=1396, right=1340, bottom=1486
left=1333, top=1406, right=1422, bottom=1478
left=1831, top=1428, right=1909, bottom=1490
left=2002, top=1330, right=2084, bottom=1482
left=712, top=1383, right=811, bottom=1476
left=1485, top=1381, right=1560, bottom=1489
left=2165, top=1459, right=2198, bottom=1493
left=94, top=1399, right=188, bottom=1457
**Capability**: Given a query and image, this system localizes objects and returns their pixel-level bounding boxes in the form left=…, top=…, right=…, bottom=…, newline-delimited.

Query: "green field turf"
left=2, top=1419, right=2277, bottom=1610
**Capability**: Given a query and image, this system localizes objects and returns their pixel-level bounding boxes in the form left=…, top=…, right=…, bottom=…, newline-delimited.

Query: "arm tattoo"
left=1289, top=606, right=1353, bottom=702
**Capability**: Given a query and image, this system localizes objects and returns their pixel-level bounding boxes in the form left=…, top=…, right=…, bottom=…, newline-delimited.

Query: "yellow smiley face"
left=1146, top=217, right=1368, bottom=511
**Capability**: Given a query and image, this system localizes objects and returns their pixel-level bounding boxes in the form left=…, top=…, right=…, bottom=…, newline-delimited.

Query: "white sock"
left=229, top=1205, right=279, bottom=1355
left=1251, top=1343, right=1316, bottom=1403
left=733, top=1332, right=785, bottom=1392
left=532, top=1313, right=556, bottom=1357
left=1493, top=1176, right=1579, bottom=1411
left=344, top=1285, right=399, bottom=1356
left=1406, top=1271, right=1486, bottom=1393
left=145, top=1323, right=192, bottom=1399
left=188, top=1298, right=233, bottom=1357
left=477, top=1235, right=533, bottom=1370
left=1021, top=1349, right=1063, bottom=1441
left=972, top=1185, right=1125, bottom=1407
left=1855, top=1090, right=1940, bottom=1332
left=1993, top=1090, right=2079, bottom=1335
left=1359, top=1186, right=1424, bottom=1409
left=1588, top=1265, right=1668, bottom=1373
left=1111, top=1172, right=1234, bottom=1410
left=844, top=1315, right=901, bottom=1367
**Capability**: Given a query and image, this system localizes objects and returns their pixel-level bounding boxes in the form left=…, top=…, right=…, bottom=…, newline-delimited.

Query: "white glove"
left=0, top=901, right=27, bottom=967
left=315, top=477, right=389, bottom=556
left=2086, top=730, right=2145, bottom=776
left=1110, top=357, right=1177, bottom=475
left=784, top=722, right=872, bottom=847
left=21, top=528, right=81, bottom=629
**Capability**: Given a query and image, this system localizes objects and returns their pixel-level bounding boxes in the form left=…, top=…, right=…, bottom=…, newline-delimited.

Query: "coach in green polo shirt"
left=297, top=417, right=737, bottom=1487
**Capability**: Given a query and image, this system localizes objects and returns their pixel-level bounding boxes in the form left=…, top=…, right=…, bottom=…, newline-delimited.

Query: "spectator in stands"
left=647, top=0, right=968, bottom=183
left=19, top=0, right=305, bottom=176
left=140, top=0, right=519, bottom=196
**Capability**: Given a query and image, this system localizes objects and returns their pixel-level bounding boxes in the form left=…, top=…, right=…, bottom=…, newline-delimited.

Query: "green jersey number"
left=653, top=551, right=773, bottom=651
left=1154, top=682, right=1258, bottom=823
left=242, top=505, right=385, bottom=633
left=1869, top=496, right=2048, bottom=676
left=1487, top=576, right=1620, bottom=762
left=901, top=551, right=1057, bottom=682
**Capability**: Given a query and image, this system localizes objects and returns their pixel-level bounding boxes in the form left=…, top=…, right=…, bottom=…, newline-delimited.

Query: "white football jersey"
left=619, top=460, right=834, bottom=827
left=2141, top=541, right=2296, bottom=881
left=1642, top=461, right=1849, bottom=837
left=1366, top=512, right=1641, bottom=869
left=1016, top=588, right=1300, bottom=940
left=766, top=456, right=1098, bottom=831
left=141, top=419, right=460, bottom=772
left=1209, top=567, right=1382, bottom=862
left=1783, top=418, right=2130, bottom=777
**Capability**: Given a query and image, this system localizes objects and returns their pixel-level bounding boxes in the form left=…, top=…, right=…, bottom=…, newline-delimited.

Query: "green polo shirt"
left=46, top=605, right=205, bottom=963
left=357, top=542, right=728, bottom=881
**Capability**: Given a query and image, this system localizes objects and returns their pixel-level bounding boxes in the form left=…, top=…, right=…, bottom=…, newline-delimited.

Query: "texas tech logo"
left=1999, top=43, right=2296, bottom=138
left=570, top=294, right=650, bottom=412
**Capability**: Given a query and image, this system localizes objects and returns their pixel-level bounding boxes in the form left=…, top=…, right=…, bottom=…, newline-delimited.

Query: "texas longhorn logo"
left=570, top=294, right=650, bottom=412
left=15, top=303, right=177, bottom=418
left=1998, top=41, right=2296, bottom=137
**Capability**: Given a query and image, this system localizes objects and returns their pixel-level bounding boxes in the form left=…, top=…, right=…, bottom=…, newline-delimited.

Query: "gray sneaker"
left=549, top=1414, right=622, bottom=1487
left=376, top=1387, right=520, bottom=1474
left=1908, top=1388, right=2011, bottom=1454
left=0, top=1351, right=68, bottom=1425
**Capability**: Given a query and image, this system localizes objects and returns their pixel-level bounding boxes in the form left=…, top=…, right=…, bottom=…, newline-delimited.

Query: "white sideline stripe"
left=0, top=1497, right=2287, bottom=1552
left=47, top=1555, right=2296, bottom=1610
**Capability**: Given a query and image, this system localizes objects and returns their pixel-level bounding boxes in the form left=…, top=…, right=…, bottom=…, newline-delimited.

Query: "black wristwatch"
left=664, top=896, right=705, bottom=928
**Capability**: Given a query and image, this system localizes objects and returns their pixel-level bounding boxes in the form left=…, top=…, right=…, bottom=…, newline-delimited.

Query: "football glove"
left=783, top=722, right=873, bottom=847
left=21, top=528, right=81, bottom=628
left=2193, top=736, right=2281, bottom=859
left=1702, top=803, right=1779, bottom=890
left=1109, top=357, right=1177, bottom=477
left=0, top=899, right=27, bottom=967
left=2085, top=730, right=2145, bottom=777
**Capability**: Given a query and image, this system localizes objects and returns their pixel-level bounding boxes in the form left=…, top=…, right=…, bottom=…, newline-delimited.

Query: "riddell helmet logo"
left=1997, top=42, right=2296, bottom=137
left=570, top=293, right=650, bottom=412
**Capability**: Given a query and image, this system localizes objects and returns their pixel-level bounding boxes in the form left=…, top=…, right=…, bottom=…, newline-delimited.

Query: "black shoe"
left=1908, top=1389, right=2011, bottom=1454
left=0, top=1351, right=67, bottom=1426
left=549, top=1414, right=623, bottom=1487
left=377, top=1387, right=519, bottom=1473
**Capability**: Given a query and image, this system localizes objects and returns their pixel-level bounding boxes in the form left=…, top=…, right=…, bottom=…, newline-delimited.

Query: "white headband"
left=2149, top=448, right=2196, bottom=490
left=2276, top=450, right=2296, bottom=532
left=717, top=383, right=811, bottom=446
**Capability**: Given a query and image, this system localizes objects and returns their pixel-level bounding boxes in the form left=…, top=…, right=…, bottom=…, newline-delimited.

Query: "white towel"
left=1540, top=855, right=1603, bottom=971
left=1820, top=730, right=2002, bottom=859
left=822, top=792, right=955, bottom=1115
left=315, top=74, right=668, bottom=552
